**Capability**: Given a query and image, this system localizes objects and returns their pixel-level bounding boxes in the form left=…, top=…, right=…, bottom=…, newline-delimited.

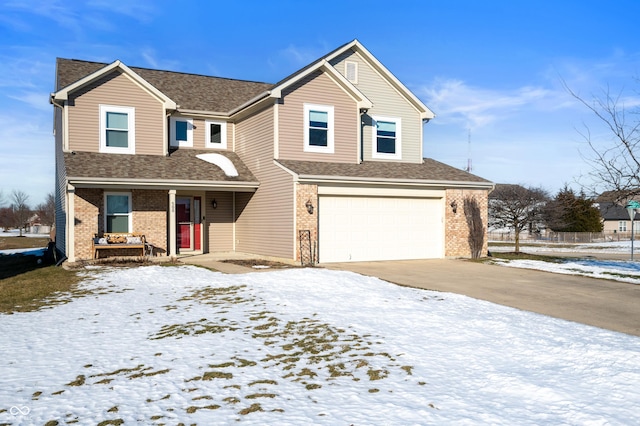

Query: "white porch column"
left=169, top=190, right=177, bottom=258
left=67, top=184, right=75, bottom=263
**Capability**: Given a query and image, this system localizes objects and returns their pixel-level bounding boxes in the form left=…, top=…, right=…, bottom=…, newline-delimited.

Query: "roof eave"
left=67, top=176, right=259, bottom=191
left=294, top=174, right=494, bottom=189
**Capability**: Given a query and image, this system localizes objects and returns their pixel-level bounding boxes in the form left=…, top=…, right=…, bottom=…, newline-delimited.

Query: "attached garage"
left=318, top=189, right=445, bottom=263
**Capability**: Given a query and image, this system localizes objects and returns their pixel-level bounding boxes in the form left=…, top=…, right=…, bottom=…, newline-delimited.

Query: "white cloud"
left=8, top=91, right=51, bottom=112
left=419, top=78, right=562, bottom=129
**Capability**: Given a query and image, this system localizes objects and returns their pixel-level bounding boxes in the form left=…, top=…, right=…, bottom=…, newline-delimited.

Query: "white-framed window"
left=345, top=61, right=358, bottom=84
left=170, top=117, right=194, bottom=147
left=372, top=116, right=401, bottom=159
left=205, top=120, right=227, bottom=149
left=99, top=105, right=135, bottom=154
left=104, top=192, right=132, bottom=233
left=304, top=104, right=334, bottom=153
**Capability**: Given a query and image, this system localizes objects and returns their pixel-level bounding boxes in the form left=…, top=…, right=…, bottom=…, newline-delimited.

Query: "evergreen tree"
left=544, top=186, right=603, bottom=232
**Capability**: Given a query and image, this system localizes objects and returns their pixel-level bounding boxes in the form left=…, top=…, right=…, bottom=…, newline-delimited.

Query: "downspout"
left=359, top=108, right=368, bottom=163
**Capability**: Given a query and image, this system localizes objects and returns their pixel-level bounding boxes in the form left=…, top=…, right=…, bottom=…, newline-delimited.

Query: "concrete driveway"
left=324, top=259, right=640, bottom=337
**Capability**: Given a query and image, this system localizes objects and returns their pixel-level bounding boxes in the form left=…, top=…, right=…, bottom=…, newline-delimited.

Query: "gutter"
left=294, top=174, right=495, bottom=190
left=67, top=177, right=260, bottom=191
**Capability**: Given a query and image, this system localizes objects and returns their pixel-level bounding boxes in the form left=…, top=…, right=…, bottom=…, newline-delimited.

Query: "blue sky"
left=1, top=0, right=640, bottom=206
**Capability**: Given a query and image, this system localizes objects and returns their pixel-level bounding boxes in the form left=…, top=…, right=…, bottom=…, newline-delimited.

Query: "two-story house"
left=51, top=40, right=494, bottom=264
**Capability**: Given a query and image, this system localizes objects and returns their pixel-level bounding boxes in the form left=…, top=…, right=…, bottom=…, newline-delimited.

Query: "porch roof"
left=276, top=159, right=494, bottom=189
left=64, top=150, right=259, bottom=190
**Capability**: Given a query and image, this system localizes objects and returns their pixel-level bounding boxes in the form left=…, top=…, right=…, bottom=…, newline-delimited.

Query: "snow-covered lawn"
left=492, top=258, right=640, bottom=285
left=1, top=266, right=639, bottom=425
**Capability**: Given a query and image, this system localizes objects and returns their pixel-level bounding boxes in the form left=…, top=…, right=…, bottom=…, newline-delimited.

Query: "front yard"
left=1, top=265, right=639, bottom=424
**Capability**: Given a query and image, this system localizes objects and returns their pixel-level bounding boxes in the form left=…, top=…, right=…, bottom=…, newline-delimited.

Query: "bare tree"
left=11, top=190, right=30, bottom=237
left=464, top=196, right=485, bottom=259
left=35, top=193, right=55, bottom=227
left=489, top=184, right=549, bottom=253
left=567, top=83, right=640, bottom=203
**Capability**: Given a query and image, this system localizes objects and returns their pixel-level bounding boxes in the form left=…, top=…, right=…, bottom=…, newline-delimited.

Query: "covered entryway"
left=318, top=195, right=444, bottom=262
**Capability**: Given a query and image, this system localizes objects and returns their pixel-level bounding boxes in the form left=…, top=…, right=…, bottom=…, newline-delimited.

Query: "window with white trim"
left=619, top=221, right=627, bottom=232
left=105, top=192, right=132, bottom=233
left=304, top=104, right=334, bottom=153
left=345, top=61, right=358, bottom=83
left=170, top=117, right=193, bottom=147
left=99, top=105, right=135, bottom=154
left=372, top=116, right=401, bottom=159
left=205, top=120, right=227, bottom=149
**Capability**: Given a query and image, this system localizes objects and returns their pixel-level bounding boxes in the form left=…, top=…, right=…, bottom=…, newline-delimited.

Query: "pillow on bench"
left=107, top=235, right=127, bottom=244
left=126, top=236, right=142, bottom=244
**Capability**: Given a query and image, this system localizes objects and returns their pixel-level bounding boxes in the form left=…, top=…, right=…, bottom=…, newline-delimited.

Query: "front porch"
left=68, top=187, right=253, bottom=262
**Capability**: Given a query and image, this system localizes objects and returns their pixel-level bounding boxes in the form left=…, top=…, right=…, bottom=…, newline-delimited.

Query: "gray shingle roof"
left=56, top=58, right=273, bottom=113
left=598, top=202, right=632, bottom=220
left=276, top=158, right=492, bottom=184
left=65, top=150, right=257, bottom=185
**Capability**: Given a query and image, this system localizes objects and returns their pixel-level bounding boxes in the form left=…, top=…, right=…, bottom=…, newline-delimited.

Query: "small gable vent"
left=345, top=61, right=358, bottom=84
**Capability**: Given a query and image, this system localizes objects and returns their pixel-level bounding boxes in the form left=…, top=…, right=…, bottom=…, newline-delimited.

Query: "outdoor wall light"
left=450, top=200, right=457, bottom=214
left=212, top=199, right=217, bottom=209
left=305, top=199, right=314, bottom=214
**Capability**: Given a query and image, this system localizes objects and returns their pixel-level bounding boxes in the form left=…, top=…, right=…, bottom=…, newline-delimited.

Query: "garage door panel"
left=319, top=195, right=443, bottom=263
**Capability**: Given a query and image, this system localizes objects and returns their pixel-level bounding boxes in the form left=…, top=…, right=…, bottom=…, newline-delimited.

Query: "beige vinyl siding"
left=206, top=191, right=234, bottom=252
left=234, top=104, right=295, bottom=259
left=278, top=70, right=358, bottom=163
left=330, top=51, right=423, bottom=163
left=68, top=70, right=165, bottom=155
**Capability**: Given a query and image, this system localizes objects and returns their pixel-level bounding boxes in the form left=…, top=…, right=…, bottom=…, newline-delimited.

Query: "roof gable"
left=53, top=58, right=273, bottom=114
left=326, top=40, right=434, bottom=120
left=52, top=59, right=177, bottom=110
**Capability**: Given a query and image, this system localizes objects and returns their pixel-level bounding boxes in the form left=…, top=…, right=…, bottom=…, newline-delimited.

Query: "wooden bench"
left=92, top=233, right=147, bottom=259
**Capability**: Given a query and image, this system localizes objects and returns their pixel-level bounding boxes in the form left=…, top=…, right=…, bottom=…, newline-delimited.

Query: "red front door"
left=176, top=197, right=191, bottom=250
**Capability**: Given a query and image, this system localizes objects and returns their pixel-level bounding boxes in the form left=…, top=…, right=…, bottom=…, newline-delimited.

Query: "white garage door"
left=318, top=196, right=444, bottom=263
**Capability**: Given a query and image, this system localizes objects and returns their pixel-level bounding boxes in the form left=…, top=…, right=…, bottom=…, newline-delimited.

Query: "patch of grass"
left=66, top=375, right=85, bottom=386
left=0, top=266, right=83, bottom=313
left=201, top=371, right=233, bottom=380
left=487, top=252, right=567, bottom=263
left=186, top=404, right=220, bottom=413
left=245, top=393, right=276, bottom=399
left=96, top=420, right=123, bottom=426
left=0, top=236, right=50, bottom=250
left=239, top=403, right=264, bottom=415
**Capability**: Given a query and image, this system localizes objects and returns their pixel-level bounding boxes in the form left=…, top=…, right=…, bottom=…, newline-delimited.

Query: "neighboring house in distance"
left=597, top=202, right=637, bottom=234
left=51, top=39, right=494, bottom=264
left=595, top=190, right=640, bottom=234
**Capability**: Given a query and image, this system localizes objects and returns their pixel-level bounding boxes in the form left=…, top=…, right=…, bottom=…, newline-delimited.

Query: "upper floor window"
left=170, top=117, right=193, bottom=147
left=105, top=192, right=131, bottom=233
left=372, top=116, right=401, bottom=160
left=205, top=120, right=227, bottom=149
left=100, top=105, right=135, bottom=154
left=304, top=104, right=334, bottom=153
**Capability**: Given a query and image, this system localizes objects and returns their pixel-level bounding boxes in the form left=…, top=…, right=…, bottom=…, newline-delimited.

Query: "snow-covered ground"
left=1, top=266, right=639, bottom=425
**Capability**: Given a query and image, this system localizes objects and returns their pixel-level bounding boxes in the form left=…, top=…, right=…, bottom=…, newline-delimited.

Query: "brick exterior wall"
left=74, top=188, right=102, bottom=260
left=73, top=188, right=168, bottom=260
left=444, top=189, right=489, bottom=257
left=132, top=189, right=167, bottom=256
left=295, top=183, right=318, bottom=262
